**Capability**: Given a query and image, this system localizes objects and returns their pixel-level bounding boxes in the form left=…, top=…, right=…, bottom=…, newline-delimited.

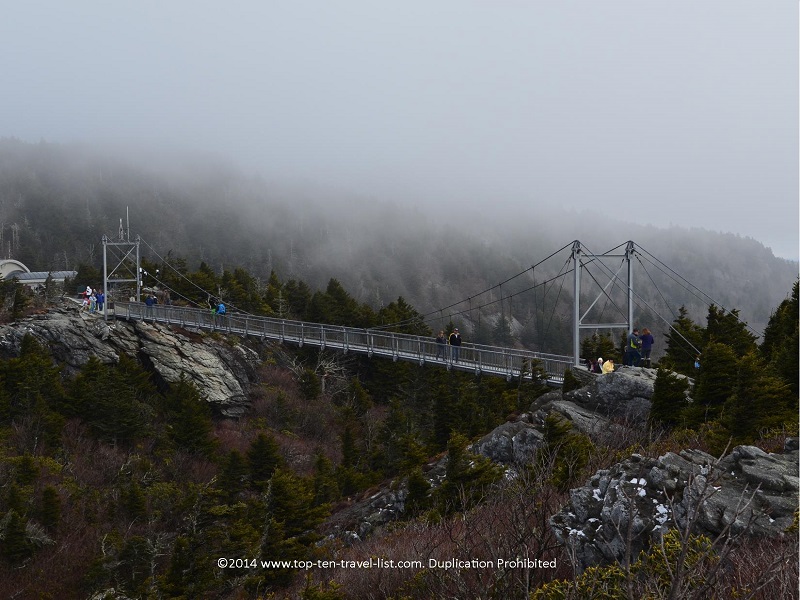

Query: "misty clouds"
left=1, top=1, right=797, bottom=258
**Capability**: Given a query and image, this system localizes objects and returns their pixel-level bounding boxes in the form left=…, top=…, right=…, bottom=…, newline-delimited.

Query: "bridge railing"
left=113, top=302, right=572, bottom=380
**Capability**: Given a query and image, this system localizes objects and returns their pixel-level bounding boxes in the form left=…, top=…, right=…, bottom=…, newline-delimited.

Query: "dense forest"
left=0, top=138, right=796, bottom=357
left=0, top=249, right=796, bottom=597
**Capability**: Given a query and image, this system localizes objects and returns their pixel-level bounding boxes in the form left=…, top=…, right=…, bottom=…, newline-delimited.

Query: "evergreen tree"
left=247, top=433, right=283, bottom=491
left=284, top=279, right=312, bottom=320
left=687, top=342, right=738, bottom=426
left=711, top=351, right=796, bottom=452
left=122, top=481, right=147, bottom=521
left=377, top=296, right=430, bottom=336
left=542, top=412, right=593, bottom=490
left=1, top=510, right=33, bottom=564
left=703, top=304, right=758, bottom=356
left=312, top=452, right=339, bottom=505
left=662, top=306, right=704, bottom=375
left=68, top=356, right=151, bottom=445
left=492, top=314, right=514, bottom=346
left=648, top=367, right=690, bottom=428
left=15, top=453, right=39, bottom=485
left=760, top=281, right=799, bottom=397
left=164, top=376, right=216, bottom=457
left=255, top=469, right=329, bottom=588
left=39, top=486, right=61, bottom=532
left=11, top=282, right=28, bottom=320
left=405, top=468, right=432, bottom=516
left=299, top=368, right=321, bottom=401
left=580, top=332, right=619, bottom=364
left=218, top=450, right=248, bottom=500
left=436, top=432, right=503, bottom=514
left=160, top=536, right=196, bottom=598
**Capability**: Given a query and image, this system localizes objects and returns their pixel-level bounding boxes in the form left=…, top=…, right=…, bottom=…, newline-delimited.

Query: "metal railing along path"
left=113, top=302, right=573, bottom=384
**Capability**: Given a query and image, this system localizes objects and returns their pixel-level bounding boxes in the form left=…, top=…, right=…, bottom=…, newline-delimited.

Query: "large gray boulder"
left=0, top=305, right=261, bottom=416
left=563, top=366, right=657, bottom=421
left=473, top=418, right=545, bottom=465
left=550, top=441, right=799, bottom=571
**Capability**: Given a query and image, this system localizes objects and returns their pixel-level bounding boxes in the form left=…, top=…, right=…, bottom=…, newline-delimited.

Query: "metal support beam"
left=571, top=240, right=636, bottom=367
left=572, top=241, right=581, bottom=367
left=626, top=241, right=634, bottom=333
left=102, top=234, right=141, bottom=322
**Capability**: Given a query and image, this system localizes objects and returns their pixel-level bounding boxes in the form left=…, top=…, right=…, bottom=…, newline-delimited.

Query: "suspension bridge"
left=112, top=301, right=573, bottom=384
left=100, top=232, right=747, bottom=385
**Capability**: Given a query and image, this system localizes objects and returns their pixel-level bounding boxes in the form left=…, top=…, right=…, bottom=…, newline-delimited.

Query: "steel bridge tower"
left=101, top=215, right=141, bottom=321
left=571, top=240, right=635, bottom=366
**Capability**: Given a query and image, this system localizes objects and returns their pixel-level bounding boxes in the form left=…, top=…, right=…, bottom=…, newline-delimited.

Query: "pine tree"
left=662, top=306, right=704, bottom=375
left=218, top=450, right=248, bottom=500
left=123, top=482, right=147, bottom=521
left=39, top=486, right=61, bottom=532
left=312, top=452, right=339, bottom=505
left=761, top=281, right=799, bottom=397
left=580, top=332, right=619, bottom=364
left=711, top=351, right=796, bottom=452
left=164, top=376, right=216, bottom=457
left=648, top=368, right=690, bottom=428
left=247, top=433, right=283, bottom=491
left=436, top=432, right=502, bottom=514
left=704, top=305, right=758, bottom=356
left=405, top=468, right=432, bottom=516
left=687, top=342, right=737, bottom=426
left=1, top=510, right=33, bottom=564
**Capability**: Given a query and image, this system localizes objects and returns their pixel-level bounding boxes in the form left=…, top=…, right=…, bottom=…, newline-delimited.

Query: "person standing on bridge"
left=449, top=328, right=462, bottom=362
left=639, top=328, right=654, bottom=367
left=215, top=301, right=227, bottom=326
left=144, top=294, right=155, bottom=319
left=435, top=330, right=447, bottom=360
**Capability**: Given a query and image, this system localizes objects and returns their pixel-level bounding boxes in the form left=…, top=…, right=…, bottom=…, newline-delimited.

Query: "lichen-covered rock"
left=550, top=441, right=799, bottom=571
left=563, top=367, right=656, bottom=420
left=473, top=419, right=545, bottom=465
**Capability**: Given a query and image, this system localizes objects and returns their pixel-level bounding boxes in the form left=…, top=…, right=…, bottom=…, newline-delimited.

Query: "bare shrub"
left=298, top=460, right=572, bottom=599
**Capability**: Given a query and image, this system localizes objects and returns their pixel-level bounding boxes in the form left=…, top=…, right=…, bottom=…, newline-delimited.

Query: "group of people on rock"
left=624, top=327, right=654, bottom=367
left=81, top=286, right=105, bottom=313
left=435, top=328, right=462, bottom=362
left=587, top=327, right=655, bottom=373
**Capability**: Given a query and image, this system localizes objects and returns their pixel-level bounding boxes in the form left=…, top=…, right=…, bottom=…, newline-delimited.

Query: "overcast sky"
left=2, top=1, right=798, bottom=259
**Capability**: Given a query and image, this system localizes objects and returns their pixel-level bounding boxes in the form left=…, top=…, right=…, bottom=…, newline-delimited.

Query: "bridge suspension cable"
left=635, top=243, right=763, bottom=339
left=369, top=240, right=577, bottom=331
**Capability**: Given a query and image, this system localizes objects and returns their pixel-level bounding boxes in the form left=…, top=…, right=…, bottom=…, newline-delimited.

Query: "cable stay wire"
left=137, top=235, right=255, bottom=316
left=542, top=256, right=572, bottom=343
left=580, top=243, right=703, bottom=356
left=634, top=255, right=679, bottom=322
left=381, top=265, right=579, bottom=332
left=635, top=243, right=763, bottom=338
left=368, top=240, right=577, bottom=331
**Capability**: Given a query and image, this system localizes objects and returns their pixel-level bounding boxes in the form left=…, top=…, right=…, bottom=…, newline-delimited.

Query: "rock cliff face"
left=0, top=305, right=262, bottom=416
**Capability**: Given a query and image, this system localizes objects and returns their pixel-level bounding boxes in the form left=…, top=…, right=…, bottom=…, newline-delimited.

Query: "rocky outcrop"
left=562, top=366, right=658, bottom=421
left=550, top=440, right=799, bottom=571
left=473, top=418, right=545, bottom=465
left=0, top=304, right=262, bottom=416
